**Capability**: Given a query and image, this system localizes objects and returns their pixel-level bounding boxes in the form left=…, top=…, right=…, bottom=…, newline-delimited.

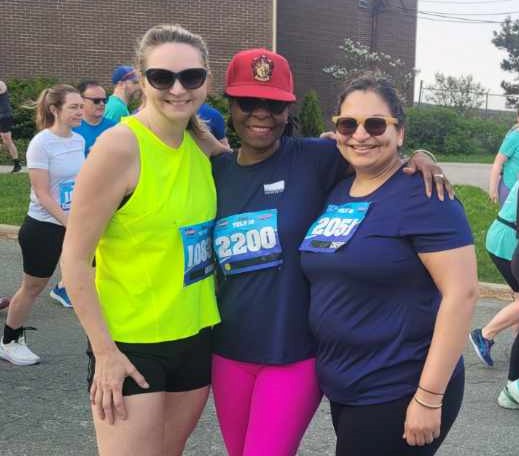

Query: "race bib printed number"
left=299, top=202, right=370, bottom=253
left=179, top=220, right=215, bottom=286
left=59, top=180, right=75, bottom=211
left=214, top=209, right=283, bottom=276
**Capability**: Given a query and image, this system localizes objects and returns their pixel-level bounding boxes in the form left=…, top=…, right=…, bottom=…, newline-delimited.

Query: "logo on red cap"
left=251, top=55, right=274, bottom=82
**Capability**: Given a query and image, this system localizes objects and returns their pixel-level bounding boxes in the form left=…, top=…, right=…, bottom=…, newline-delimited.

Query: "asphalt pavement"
left=438, top=163, right=491, bottom=193
left=1, top=237, right=519, bottom=455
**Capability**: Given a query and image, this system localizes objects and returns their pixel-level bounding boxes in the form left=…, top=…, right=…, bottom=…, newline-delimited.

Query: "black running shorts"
left=18, top=215, right=65, bottom=278
left=87, top=327, right=213, bottom=396
left=0, top=116, right=14, bottom=133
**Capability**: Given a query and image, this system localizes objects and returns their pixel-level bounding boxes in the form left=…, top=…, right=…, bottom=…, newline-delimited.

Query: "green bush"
left=7, top=77, right=58, bottom=140
left=405, top=105, right=510, bottom=156
left=0, top=78, right=57, bottom=164
left=299, top=90, right=325, bottom=137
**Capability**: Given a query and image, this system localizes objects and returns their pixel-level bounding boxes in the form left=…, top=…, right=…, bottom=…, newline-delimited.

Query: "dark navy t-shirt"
left=301, top=168, right=473, bottom=405
left=211, top=136, right=347, bottom=364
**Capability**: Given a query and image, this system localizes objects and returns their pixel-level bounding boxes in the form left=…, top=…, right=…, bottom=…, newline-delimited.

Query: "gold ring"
left=433, top=173, right=444, bottom=179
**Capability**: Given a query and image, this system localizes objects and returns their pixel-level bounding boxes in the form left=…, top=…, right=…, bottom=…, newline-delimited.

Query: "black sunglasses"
left=145, top=68, right=208, bottom=91
left=332, top=116, right=399, bottom=137
left=83, top=96, right=107, bottom=105
left=234, top=97, right=290, bottom=115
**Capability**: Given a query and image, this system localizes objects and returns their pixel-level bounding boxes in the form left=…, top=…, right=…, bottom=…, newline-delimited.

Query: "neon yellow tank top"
left=95, top=116, right=220, bottom=343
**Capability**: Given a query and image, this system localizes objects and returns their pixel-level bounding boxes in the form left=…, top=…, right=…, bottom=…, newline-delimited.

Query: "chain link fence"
left=415, top=80, right=516, bottom=119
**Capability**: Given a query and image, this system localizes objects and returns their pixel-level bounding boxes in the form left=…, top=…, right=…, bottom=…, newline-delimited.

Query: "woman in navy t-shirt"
left=301, top=76, right=478, bottom=456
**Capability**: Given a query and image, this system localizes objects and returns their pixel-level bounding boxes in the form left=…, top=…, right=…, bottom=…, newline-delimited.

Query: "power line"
left=420, top=0, right=514, bottom=4
left=419, top=11, right=510, bottom=21
left=417, top=14, right=502, bottom=23
left=420, top=9, right=519, bottom=15
left=390, top=3, right=517, bottom=24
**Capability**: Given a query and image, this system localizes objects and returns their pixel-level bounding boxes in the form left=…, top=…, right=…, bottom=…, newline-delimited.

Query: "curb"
left=0, top=224, right=513, bottom=302
left=0, top=224, right=19, bottom=241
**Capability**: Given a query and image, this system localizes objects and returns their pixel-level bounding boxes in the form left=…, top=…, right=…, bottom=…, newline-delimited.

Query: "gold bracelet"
left=409, top=149, right=438, bottom=163
left=414, top=395, right=442, bottom=409
left=418, top=385, right=444, bottom=396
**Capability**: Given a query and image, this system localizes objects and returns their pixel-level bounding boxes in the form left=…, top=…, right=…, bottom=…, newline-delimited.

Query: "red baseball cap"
left=225, top=48, right=296, bottom=102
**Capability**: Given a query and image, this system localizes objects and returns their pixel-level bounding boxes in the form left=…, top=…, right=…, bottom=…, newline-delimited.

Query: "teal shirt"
left=104, top=95, right=129, bottom=123
left=499, top=128, right=519, bottom=190
left=486, top=179, right=519, bottom=260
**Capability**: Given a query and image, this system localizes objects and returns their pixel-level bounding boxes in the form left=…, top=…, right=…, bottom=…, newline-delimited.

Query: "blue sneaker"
left=469, top=328, right=494, bottom=367
left=49, top=285, right=72, bottom=308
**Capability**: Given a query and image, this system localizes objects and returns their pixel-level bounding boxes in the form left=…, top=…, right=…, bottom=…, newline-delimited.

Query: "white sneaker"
left=0, top=336, right=40, bottom=366
left=497, top=385, right=519, bottom=409
left=507, top=380, right=519, bottom=403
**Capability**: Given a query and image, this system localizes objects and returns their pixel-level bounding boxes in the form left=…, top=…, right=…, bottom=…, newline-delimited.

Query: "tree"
left=492, top=17, right=519, bottom=107
left=299, top=90, right=325, bottom=137
left=424, top=73, right=487, bottom=115
left=323, top=38, right=416, bottom=102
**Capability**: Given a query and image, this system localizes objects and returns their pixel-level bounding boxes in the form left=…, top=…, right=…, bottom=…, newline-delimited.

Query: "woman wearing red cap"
left=210, top=48, right=451, bottom=456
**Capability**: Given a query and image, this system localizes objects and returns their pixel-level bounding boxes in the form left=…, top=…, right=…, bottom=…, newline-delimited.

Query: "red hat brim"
left=225, top=85, right=296, bottom=102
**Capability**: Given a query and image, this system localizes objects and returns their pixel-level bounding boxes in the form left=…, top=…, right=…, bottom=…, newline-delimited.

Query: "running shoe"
left=498, top=382, right=519, bottom=409
left=10, top=160, right=21, bottom=173
left=49, top=285, right=72, bottom=308
left=0, top=296, right=9, bottom=310
left=0, top=330, right=40, bottom=366
left=469, top=328, right=494, bottom=367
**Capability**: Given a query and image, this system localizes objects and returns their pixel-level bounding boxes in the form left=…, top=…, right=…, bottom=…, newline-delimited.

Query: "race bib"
left=59, top=180, right=75, bottom=211
left=214, top=209, right=283, bottom=276
left=179, top=220, right=215, bottom=286
left=299, top=202, right=370, bottom=253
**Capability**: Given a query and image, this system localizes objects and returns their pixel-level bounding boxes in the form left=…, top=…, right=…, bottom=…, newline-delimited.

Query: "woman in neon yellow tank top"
left=61, top=25, right=222, bottom=455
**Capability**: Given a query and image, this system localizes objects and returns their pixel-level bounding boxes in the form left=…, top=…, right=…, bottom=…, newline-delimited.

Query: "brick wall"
left=1, top=0, right=416, bottom=121
left=277, top=0, right=417, bottom=119
left=0, top=0, right=273, bottom=96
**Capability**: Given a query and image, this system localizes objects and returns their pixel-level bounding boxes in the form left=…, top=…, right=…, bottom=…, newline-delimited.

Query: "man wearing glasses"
left=74, top=80, right=116, bottom=157
left=105, top=65, right=141, bottom=123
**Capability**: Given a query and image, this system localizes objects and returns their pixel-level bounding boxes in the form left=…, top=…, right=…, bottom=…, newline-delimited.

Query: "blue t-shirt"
left=486, top=179, right=519, bottom=260
left=73, top=117, right=116, bottom=156
left=105, top=95, right=129, bottom=123
left=301, top=169, right=473, bottom=405
left=198, top=103, right=226, bottom=140
left=499, top=128, right=519, bottom=190
left=211, top=136, right=347, bottom=364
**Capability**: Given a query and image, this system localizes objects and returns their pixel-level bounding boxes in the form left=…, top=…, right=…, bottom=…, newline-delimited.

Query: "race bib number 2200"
left=213, top=209, right=283, bottom=276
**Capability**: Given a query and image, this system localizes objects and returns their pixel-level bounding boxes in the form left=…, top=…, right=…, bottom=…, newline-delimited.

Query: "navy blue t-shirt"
left=301, top=168, right=473, bottom=405
left=211, top=136, right=347, bottom=364
left=198, top=103, right=226, bottom=140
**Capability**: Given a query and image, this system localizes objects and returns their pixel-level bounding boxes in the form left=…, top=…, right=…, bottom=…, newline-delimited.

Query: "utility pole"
left=370, top=0, right=387, bottom=51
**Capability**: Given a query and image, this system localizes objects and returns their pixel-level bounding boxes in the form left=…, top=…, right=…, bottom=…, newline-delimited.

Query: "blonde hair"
left=33, top=84, right=79, bottom=131
left=136, top=24, right=210, bottom=136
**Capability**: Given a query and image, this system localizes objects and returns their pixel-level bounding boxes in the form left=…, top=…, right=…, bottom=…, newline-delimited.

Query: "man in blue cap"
left=105, top=65, right=141, bottom=122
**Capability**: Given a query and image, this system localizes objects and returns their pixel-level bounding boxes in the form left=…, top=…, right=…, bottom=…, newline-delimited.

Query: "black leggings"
left=330, top=370, right=464, bottom=456
left=508, top=333, right=519, bottom=381
left=488, top=252, right=519, bottom=292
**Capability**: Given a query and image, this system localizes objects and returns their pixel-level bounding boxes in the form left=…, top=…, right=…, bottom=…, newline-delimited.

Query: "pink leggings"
left=212, top=354, right=322, bottom=456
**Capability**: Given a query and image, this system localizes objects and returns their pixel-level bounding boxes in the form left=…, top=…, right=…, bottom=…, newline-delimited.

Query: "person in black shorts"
left=0, top=84, right=85, bottom=366
left=0, top=80, right=21, bottom=173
